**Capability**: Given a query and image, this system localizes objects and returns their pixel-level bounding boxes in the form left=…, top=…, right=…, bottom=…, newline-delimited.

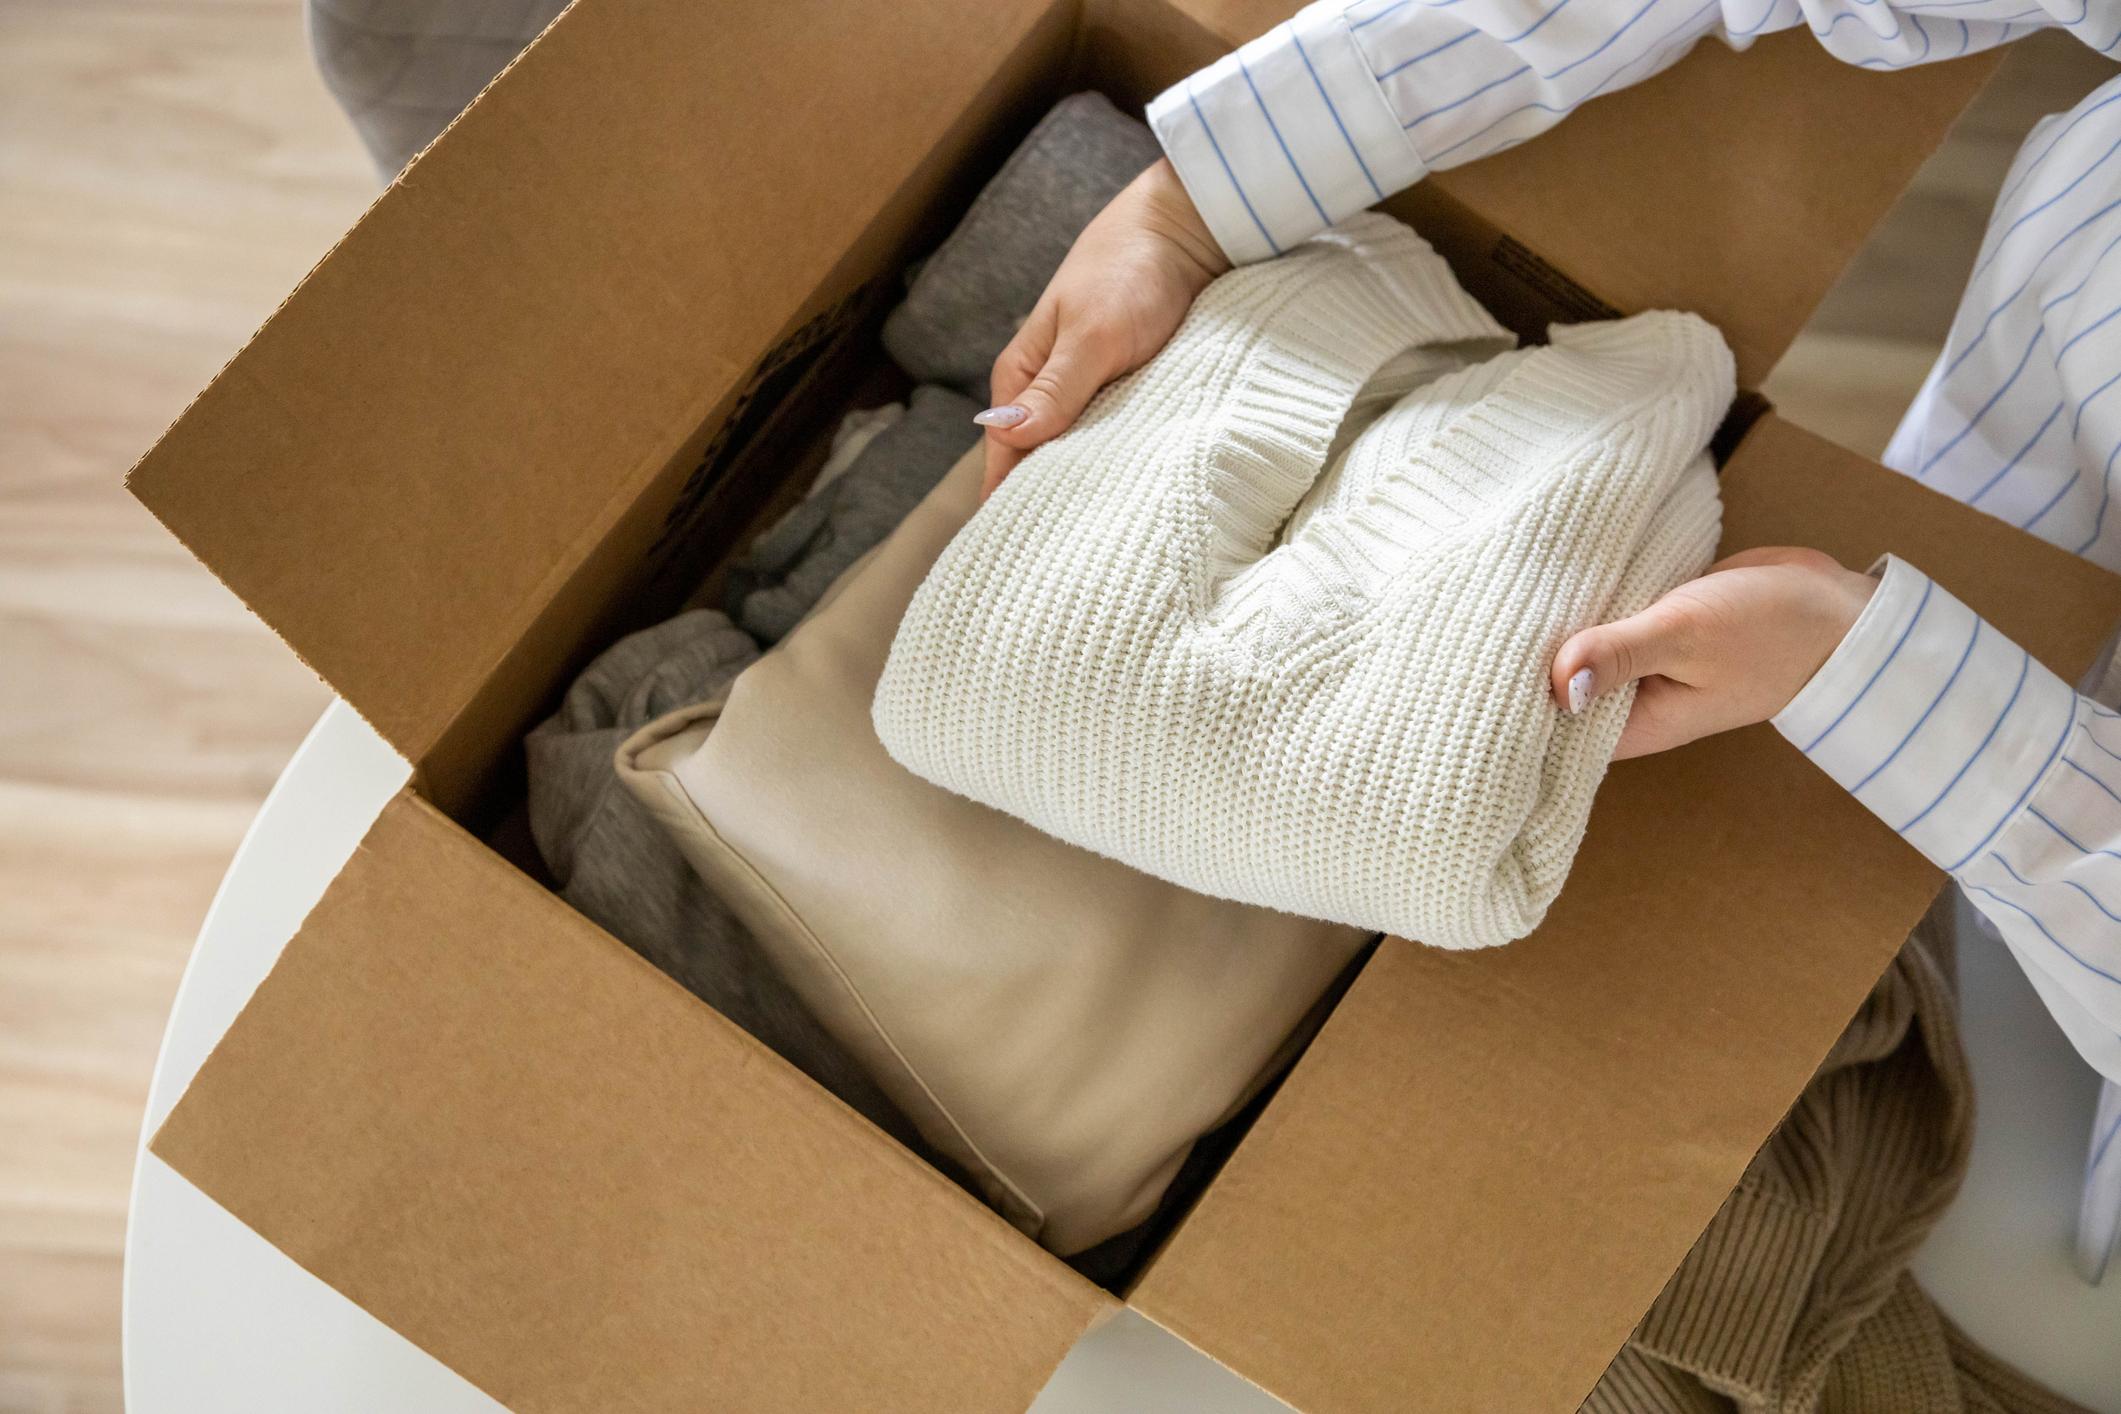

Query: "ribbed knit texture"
left=1583, top=901, right=2088, bottom=1414
left=874, top=213, right=1733, bottom=948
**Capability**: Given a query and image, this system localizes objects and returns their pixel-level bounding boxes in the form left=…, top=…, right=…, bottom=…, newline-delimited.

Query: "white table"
left=124, top=702, right=2121, bottom=1412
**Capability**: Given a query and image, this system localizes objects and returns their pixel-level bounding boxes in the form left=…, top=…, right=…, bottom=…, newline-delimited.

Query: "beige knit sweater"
left=875, top=212, right=1732, bottom=949
left=1587, top=899, right=2087, bottom=1414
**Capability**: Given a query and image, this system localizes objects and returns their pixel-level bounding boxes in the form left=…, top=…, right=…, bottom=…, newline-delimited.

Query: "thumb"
left=1550, top=602, right=1695, bottom=715
left=977, top=309, right=1125, bottom=459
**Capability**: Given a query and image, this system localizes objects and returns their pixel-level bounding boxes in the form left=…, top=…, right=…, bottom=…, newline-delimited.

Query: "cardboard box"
left=125, top=2, right=2121, bottom=1409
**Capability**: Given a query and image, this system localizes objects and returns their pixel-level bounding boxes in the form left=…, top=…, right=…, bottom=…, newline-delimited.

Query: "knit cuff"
left=1211, top=306, right=1730, bottom=645
left=1147, top=2, right=1430, bottom=266
left=1194, top=215, right=1513, bottom=578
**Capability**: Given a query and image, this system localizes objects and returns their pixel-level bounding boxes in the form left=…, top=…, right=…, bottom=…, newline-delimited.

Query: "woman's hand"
left=975, top=158, right=1229, bottom=496
left=1551, top=547, right=1879, bottom=760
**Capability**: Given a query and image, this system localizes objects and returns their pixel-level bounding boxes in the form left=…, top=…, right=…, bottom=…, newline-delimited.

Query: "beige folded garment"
left=616, top=447, right=1367, bottom=1255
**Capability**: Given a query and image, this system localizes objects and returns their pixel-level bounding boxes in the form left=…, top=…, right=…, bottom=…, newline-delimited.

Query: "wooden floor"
left=0, top=5, right=2111, bottom=1410
left=1, top=4, right=369, bottom=1411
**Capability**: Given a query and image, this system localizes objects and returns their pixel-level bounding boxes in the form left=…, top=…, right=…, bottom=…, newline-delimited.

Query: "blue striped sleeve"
left=1147, top=3, right=1431, bottom=264
left=1774, top=555, right=2121, bottom=1086
left=1775, top=556, right=2081, bottom=874
left=1150, top=0, right=2108, bottom=265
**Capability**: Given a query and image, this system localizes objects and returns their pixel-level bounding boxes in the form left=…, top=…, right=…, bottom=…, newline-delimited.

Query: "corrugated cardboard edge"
left=152, top=791, right=1115, bottom=1412
left=115, top=2, right=588, bottom=774
left=1126, top=415, right=2121, bottom=1414
left=123, top=0, right=1073, bottom=776
left=1096, top=0, right=2000, bottom=388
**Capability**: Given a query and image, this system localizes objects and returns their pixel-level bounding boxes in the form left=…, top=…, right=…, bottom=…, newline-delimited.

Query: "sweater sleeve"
left=1773, top=555, right=2121, bottom=1091
left=1148, top=0, right=2110, bottom=265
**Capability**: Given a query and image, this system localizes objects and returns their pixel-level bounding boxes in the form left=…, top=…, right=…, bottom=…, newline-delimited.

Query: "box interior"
left=1126, top=412, right=2121, bottom=1410
left=127, top=1, right=2064, bottom=1410
left=471, top=5, right=2009, bottom=852
left=450, top=12, right=1974, bottom=1300
left=124, top=0, right=2005, bottom=830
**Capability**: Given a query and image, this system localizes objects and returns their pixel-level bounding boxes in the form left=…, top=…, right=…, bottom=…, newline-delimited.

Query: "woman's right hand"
left=976, top=157, right=1229, bottom=496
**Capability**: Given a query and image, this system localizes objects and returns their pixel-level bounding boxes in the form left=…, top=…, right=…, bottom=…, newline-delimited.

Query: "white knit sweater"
left=874, top=214, right=1733, bottom=950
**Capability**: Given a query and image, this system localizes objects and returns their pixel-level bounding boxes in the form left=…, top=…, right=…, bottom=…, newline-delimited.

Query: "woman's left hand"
left=977, top=158, right=1228, bottom=498
left=1550, top=547, right=1880, bottom=760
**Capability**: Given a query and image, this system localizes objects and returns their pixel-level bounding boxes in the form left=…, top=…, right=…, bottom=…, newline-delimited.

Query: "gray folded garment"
left=881, top=92, right=1163, bottom=402
left=727, top=385, right=981, bottom=644
left=525, top=609, right=928, bottom=1154
left=307, top=0, right=571, bottom=178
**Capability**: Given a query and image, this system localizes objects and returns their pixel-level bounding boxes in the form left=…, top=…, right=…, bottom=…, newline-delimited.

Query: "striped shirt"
left=1150, top=0, right=2121, bottom=1281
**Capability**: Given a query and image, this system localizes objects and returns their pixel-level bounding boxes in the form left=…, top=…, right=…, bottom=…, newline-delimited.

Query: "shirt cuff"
left=1773, top=555, right=2079, bottom=875
left=1146, top=1, right=1430, bottom=265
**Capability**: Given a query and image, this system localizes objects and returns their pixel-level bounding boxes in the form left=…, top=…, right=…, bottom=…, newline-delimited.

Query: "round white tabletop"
left=123, top=702, right=2121, bottom=1412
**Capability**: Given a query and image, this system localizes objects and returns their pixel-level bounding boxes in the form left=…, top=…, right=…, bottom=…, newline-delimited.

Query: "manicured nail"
left=1566, top=668, right=1594, bottom=715
left=972, top=404, right=1028, bottom=429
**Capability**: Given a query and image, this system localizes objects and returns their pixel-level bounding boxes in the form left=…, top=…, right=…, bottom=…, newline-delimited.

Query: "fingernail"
left=972, top=404, right=1028, bottom=429
left=1566, top=668, right=1594, bottom=715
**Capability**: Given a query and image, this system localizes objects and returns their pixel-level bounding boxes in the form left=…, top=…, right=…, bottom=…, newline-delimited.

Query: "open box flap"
left=1127, top=414, right=2121, bottom=1413
left=151, top=791, right=1112, bottom=1412
left=1097, top=2, right=1998, bottom=388
left=124, top=0, right=1066, bottom=768
left=1422, top=33, right=1998, bottom=387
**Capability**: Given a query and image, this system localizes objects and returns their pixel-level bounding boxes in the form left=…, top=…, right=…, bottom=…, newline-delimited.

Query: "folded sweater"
left=875, top=213, right=1734, bottom=950
left=1589, top=899, right=2086, bottom=1414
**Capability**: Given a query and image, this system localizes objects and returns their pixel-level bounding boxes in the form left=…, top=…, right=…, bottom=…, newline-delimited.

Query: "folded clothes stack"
left=532, top=98, right=1730, bottom=1275
left=527, top=92, right=1289, bottom=1276
left=617, top=446, right=1367, bottom=1258
left=521, top=101, right=1998, bottom=1402
left=876, top=213, right=1731, bottom=950
left=881, top=92, right=1165, bottom=403
left=725, top=385, right=981, bottom=645
left=523, top=611, right=933, bottom=1162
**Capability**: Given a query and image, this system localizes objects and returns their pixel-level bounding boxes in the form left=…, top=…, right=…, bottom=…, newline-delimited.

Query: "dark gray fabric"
left=727, top=385, right=981, bottom=644
left=881, top=92, right=1163, bottom=402
left=306, top=0, right=571, bottom=178
left=525, top=609, right=928, bottom=1154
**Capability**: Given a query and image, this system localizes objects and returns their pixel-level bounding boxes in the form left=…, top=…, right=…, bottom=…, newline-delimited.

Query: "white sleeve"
left=1149, top=0, right=2119, bottom=264
left=1774, top=555, right=2121, bottom=1088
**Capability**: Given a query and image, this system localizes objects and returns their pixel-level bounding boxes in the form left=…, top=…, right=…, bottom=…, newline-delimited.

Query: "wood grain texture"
left=1, top=2, right=369, bottom=1410
left=0, top=5, right=2109, bottom=1412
